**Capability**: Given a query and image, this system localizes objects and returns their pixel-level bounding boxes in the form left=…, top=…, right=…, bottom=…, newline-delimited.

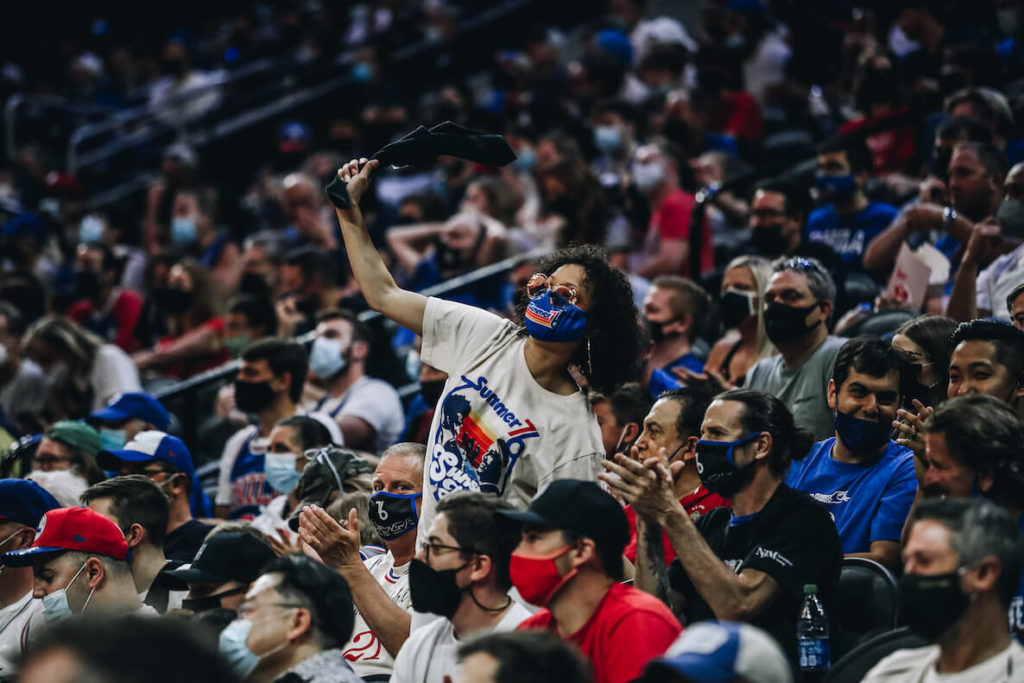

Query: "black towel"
left=325, top=121, right=516, bottom=209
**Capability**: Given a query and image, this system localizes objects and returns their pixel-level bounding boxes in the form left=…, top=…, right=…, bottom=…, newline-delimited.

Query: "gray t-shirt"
left=0, top=359, right=45, bottom=432
left=743, top=335, right=845, bottom=442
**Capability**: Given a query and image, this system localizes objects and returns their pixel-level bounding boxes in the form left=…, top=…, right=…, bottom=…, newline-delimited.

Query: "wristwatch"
left=942, top=206, right=958, bottom=230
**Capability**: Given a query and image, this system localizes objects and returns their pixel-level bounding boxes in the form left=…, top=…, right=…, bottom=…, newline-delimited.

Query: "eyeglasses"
left=894, top=349, right=931, bottom=366
left=419, top=541, right=478, bottom=563
left=32, top=454, right=72, bottom=468
left=526, top=274, right=579, bottom=306
left=779, top=257, right=822, bottom=273
left=133, top=467, right=176, bottom=479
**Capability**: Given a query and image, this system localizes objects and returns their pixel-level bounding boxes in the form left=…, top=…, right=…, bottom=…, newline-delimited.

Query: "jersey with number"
left=342, top=551, right=412, bottom=678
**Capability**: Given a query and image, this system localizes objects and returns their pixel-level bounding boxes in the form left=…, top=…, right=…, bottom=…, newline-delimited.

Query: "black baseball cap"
left=166, top=532, right=275, bottom=585
left=287, top=447, right=373, bottom=531
left=497, top=479, right=630, bottom=555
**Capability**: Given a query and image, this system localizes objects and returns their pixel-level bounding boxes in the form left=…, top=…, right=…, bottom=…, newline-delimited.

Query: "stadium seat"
left=842, top=308, right=917, bottom=339
left=832, top=557, right=900, bottom=660
left=824, top=627, right=927, bottom=683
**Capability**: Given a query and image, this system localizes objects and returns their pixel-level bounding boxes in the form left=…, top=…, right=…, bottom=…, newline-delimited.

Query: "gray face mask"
left=997, top=199, right=1024, bottom=240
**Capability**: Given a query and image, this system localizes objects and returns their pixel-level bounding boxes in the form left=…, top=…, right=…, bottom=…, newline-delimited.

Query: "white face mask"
left=632, top=161, right=666, bottom=193
left=309, top=337, right=348, bottom=380
left=41, top=561, right=94, bottom=623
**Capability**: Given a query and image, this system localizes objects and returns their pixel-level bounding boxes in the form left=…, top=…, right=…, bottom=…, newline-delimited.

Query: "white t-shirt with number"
left=342, top=551, right=412, bottom=678
left=418, top=298, right=604, bottom=540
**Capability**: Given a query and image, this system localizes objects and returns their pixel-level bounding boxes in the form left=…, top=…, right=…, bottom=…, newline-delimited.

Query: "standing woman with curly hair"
left=329, top=158, right=643, bottom=539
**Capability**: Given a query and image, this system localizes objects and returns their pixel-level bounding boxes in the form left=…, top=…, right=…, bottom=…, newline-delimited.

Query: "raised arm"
left=334, top=159, right=427, bottom=335
left=385, top=222, right=446, bottom=276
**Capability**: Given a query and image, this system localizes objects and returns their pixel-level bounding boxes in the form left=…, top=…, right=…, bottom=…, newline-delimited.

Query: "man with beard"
left=601, top=389, right=841, bottom=667
left=743, top=257, right=844, bottom=441
left=301, top=310, right=403, bottom=456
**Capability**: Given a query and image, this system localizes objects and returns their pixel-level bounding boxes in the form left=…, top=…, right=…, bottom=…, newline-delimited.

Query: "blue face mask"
left=695, top=431, right=762, bottom=496
left=99, top=428, right=127, bottom=452
left=171, top=216, right=197, bottom=245
left=368, top=491, right=420, bottom=541
left=524, top=291, right=588, bottom=343
left=833, top=410, right=891, bottom=454
left=219, top=619, right=260, bottom=679
left=814, top=174, right=857, bottom=203
left=265, top=452, right=301, bottom=494
left=42, top=562, right=92, bottom=623
left=593, top=125, right=623, bottom=153
left=512, top=148, right=535, bottom=172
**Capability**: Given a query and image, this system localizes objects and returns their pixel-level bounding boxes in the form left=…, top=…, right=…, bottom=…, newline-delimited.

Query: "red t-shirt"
left=517, top=582, right=682, bottom=683
left=647, top=187, right=714, bottom=277
left=68, top=289, right=143, bottom=353
left=715, top=90, right=764, bottom=143
left=623, top=485, right=730, bottom=565
left=838, top=110, right=915, bottom=174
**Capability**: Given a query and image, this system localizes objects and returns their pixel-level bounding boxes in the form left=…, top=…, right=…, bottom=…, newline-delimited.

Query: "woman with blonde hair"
left=23, top=315, right=141, bottom=419
left=701, top=255, right=777, bottom=387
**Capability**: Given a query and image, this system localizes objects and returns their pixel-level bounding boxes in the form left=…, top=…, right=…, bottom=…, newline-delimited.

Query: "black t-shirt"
left=669, top=484, right=842, bottom=664
left=163, top=518, right=215, bottom=563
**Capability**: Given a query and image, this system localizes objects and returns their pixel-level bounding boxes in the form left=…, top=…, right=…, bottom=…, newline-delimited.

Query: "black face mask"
left=153, top=287, right=193, bottom=316
left=409, top=558, right=472, bottom=619
left=420, top=379, right=446, bottom=407
left=234, top=379, right=277, bottom=413
left=898, top=571, right=971, bottom=640
left=719, top=290, right=755, bottom=329
left=74, top=270, right=102, bottom=301
left=763, top=301, right=821, bottom=345
left=752, top=223, right=787, bottom=256
left=368, top=492, right=420, bottom=541
left=645, top=317, right=674, bottom=345
left=238, top=272, right=270, bottom=299
left=695, top=432, right=761, bottom=497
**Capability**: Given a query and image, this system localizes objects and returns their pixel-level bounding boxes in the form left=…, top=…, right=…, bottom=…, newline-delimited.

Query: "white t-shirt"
left=342, top=551, right=412, bottom=678
left=302, top=375, right=404, bottom=454
left=862, top=641, right=1024, bottom=683
left=0, top=591, right=40, bottom=676
left=977, top=242, right=1024, bottom=320
left=418, top=297, right=604, bottom=540
left=391, top=601, right=532, bottom=683
left=91, top=344, right=142, bottom=409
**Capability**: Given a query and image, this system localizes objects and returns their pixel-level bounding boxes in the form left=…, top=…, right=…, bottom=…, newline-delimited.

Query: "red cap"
left=3, top=507, right=129, bottom=567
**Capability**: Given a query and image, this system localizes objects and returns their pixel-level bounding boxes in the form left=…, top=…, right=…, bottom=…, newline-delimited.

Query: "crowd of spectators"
left=5, top=0, right=1024, bottom=682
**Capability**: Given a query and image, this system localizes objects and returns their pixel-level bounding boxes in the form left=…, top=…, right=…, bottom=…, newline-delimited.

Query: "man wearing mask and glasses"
left=298, top=442, right=424, bottom=681
left=391, top=491, right=531, bottom=683
left=786, top=337, right=917, bottom=572
left=744, top=256, right=845, bottom=441
left=97, top=430, right=214, bottom=562
left=218, top=554, right=362, bottom=683
left=863, top=499, right=1024, bottom=683
left=0, top=479, right=59, bottom=675
left=3, top=506, right=153, bottom=643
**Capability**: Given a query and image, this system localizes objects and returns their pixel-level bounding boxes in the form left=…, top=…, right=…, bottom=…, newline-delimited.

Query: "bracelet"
left=942, top=206, right=958, bottom=229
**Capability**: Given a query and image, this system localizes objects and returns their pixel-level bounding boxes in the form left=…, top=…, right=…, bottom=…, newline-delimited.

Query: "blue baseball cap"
left=641, top=622, right=793, bottom=683
left=90, top=392, right=170, bottom=431
left=97, top=430, right=195, bottom=478
left=0, top=479, right=60, bottom=528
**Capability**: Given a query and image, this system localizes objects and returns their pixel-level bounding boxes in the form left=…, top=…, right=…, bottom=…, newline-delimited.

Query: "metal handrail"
left=153, top=247, right=546, bottom=402
left=5, top=93, right=119, bottom=161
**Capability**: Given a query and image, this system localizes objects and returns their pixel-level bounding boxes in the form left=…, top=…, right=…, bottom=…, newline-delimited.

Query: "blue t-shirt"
left=786, top=437, right=917, bottom=554
left=648, top=354, right=705, bottom=398
left=805, top=201, right=898, bottom=270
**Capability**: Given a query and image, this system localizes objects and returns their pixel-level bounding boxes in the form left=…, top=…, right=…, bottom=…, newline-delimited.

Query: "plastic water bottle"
left=798, top=584, right=830, bottom=678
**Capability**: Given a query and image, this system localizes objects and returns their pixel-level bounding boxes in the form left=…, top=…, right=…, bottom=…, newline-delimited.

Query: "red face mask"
left=509, top=545, right=578, bottom=607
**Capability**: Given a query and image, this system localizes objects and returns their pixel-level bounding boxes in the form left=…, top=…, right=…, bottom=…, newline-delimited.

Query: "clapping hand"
left=599, top=452, right=683, bottom=525
left=297, top=505, right=363, bottom=571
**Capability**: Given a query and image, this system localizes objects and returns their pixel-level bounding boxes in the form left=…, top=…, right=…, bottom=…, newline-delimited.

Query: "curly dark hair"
left=514, top=244, right=642, bottom=394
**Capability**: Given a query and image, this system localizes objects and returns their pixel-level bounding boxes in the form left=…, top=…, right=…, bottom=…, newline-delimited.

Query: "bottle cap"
left=803, top=584, right=818, bottom=594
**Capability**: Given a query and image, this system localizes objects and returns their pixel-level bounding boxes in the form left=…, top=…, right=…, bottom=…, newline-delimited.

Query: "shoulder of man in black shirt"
left=163, top=518, right=216, bottom=564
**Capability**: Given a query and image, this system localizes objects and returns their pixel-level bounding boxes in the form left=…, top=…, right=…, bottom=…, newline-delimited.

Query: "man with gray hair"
left=863, top=498, right=1024, bottom=682
left=743, top=256, right=844, bottom=440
